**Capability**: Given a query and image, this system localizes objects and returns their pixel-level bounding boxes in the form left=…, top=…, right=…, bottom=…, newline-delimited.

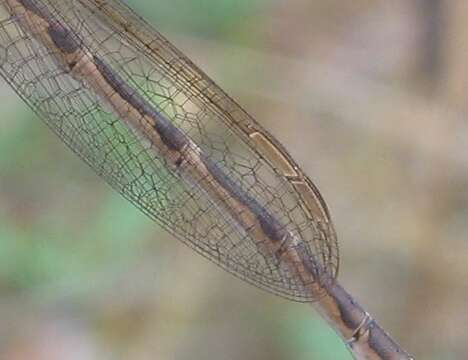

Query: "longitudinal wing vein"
left=0, top=0, right=339, bottom=301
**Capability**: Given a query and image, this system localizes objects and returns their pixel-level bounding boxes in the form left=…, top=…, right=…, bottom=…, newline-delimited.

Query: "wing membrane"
left=0, top=0, right=338, bottom=301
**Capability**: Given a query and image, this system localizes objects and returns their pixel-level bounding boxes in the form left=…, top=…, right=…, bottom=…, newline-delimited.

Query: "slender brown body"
left=0, top=1, right=413, bottom=358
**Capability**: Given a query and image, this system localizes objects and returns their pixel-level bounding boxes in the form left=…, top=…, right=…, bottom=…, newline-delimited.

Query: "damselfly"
left=0, top=1, right=412, bottom=359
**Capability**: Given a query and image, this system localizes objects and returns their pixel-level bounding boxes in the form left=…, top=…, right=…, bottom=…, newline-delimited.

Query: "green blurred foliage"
left=126, top=0, right=266, bottom=41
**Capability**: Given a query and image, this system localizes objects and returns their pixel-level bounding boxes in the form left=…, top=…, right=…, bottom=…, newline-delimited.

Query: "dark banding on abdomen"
left=47, top=22, right=80, bottom=53
left=93, top=55, right=188, bottom=152
left=47, top=22, right=80, bottom=54
left=18, top=0, right=49, bottom=17
left=18, top=0, right=80, bottom=54
left=202, top=154, right=287, bottom=243
left=18, top=0, right=289, bottom=247
left=94, top=53, right=287, bottom=244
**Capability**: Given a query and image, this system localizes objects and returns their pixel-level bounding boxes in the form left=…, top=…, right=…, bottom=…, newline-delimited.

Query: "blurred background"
left=0, top=0, right=466, bottom=359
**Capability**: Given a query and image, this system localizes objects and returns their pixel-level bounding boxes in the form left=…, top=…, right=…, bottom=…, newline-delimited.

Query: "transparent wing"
left=0, top=0, right=338, bottom=301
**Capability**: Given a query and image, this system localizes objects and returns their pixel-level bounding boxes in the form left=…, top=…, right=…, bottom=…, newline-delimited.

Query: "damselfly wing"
left=0, top=0, right=338, bottom=301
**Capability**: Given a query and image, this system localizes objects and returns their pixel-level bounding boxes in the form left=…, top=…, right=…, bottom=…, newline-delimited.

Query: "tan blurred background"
left=0, top=0, right=467, bottom=359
